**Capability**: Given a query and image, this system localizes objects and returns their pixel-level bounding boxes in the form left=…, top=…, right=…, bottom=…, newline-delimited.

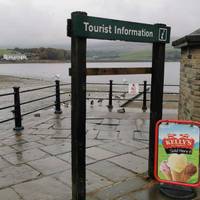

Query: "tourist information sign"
left=154, top=120, right=200, bottom=187
left=71, top=15, right=170, bottom=43
left=68, top=11, right=171, bottom=200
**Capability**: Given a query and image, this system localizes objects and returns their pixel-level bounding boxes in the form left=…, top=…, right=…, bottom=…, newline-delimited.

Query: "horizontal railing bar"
left=146, top=92, right=179, bottom=95
left=0, top=92, right=14, bottom=97
left=87, top=90, right=127, bottom=93
left=0, top=105, right=14, bottom=110
left=0, top=117, right=15, bottom=124
left=86, top=97, right=130, bottom=101
left=60, top=83, right=71, bottom=86
left=61, top=99, right=71, bottom=103
left=20, top=85, right=55, bottom=93
left=60, top=92, right=70, bottom=95
left=22, top=104, right=55, bottom=117
left=20, top=94, right=56, bottom=106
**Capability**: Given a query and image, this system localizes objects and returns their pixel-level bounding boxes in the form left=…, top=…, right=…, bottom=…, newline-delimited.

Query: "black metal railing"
left=0, top=80, right=179, bottom=131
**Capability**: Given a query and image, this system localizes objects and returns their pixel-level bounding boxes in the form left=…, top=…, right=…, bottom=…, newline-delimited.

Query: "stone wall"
left=178, top=47, right=200, bottom=121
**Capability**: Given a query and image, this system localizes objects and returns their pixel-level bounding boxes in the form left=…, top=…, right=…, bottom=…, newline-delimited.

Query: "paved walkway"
left=0, top=103, right=199, bottom=200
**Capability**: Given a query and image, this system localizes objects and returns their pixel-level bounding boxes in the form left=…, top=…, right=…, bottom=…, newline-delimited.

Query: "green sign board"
left=71, top=15, right=171, bottom=43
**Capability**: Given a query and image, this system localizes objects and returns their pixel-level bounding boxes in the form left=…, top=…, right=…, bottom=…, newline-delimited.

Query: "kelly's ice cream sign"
left=154, top=120, right=200, bottom=187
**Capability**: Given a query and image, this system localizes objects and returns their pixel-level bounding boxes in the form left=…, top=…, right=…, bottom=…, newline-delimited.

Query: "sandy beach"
left=0, top=75, right=53, bottom=91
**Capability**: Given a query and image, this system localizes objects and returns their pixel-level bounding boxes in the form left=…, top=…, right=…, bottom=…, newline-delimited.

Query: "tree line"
left=14, top=48, right=71, bottom=61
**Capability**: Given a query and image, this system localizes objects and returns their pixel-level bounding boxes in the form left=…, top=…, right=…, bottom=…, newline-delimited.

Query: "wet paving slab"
left=3, top=105, right=199, bottom=200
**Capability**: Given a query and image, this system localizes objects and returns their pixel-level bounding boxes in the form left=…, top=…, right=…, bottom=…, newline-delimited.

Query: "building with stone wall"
left=172, top=29, right=200, bottom=121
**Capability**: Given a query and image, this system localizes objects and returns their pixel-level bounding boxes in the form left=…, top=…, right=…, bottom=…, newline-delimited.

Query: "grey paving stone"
left=53, top=118, right=71, bottom=130
left=37, top=137, right=67, bottom=146
left=86, top=130, right=99, bottom=139
left=116, top=195, right=137, bottom=200
left=86, top=139, right=103, bottom=147
left=57, top=152, right=96, bottom=165
left=117, top=125, right=137, bottom=132
left=53, top=169, right=112, bottom=193
left=109, top=154, right=148, bottom=174
left=40, top=142, right=71, bottom=155
left=98, top=142, right=136, bottom=154
left=120, top=140, right=148, bottom=150
left=12, top=141, right=44, bottom=151
left=97, top=124, right=117, bottom=131
left=50, top=130, right=71, bottom=139
left=130, top=184, right=172, bottom=200
left=34, top=123, right=53, bottom=129
left=3, top=148, right=47, bottom=165
left=13, top=176, right=71, bottom=200
left=87, top=160, right=135, bottom=182
left=101, top=118, right=120, bottom=125
left=28, top=156, right=70, bottom=175
left=97, top=130, right=119, bottom=140
left=52, top=169, right=71, bottom=186
left=0, top=188, right=21, bottom=200
left=133, top=148, right=149, bottom=159
left=1, top=136, right=27, bottom=146
left=86, top=169, right=113, bottom=193
left=94, top=177, right=147, bottom=199
left=133, top=131, right=149, bottom=141
left=86, top=146, right=117, bottom=160
left=0, top=164, right=40, bottom=189
left=86, top=118, right=103, bottom=124
left=0, top=157, right=11, bottom=169
left=0, top=146, right=16, bottom=156
left=21, top=134, right=45, bottom=142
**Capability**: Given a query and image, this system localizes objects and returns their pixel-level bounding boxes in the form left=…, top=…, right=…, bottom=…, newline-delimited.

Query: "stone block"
left=109, top=153, right=148, bottom=174
left=13, top=176, right=71, bottom=200
left=0, top=165, right=40, bottom=189
left=28, top=156, right=70, bottom=175
left=87, top=160, right=135, bottom=182
left=3, top=148, right=47, bottom=165
left=0, top=188, right=21, bottom=200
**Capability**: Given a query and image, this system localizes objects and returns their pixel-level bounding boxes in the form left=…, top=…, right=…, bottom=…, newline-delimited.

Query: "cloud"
left=0, top=0, right=199, bottom=47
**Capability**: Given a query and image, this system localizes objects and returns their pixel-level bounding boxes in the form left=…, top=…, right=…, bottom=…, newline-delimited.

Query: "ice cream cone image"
left=180, top=163, right=197, bottom=182
left=167, top=154, right=188, bottom=182
left=160, top=160, right=172, bottom=180
left=170, top=170, right=183, bottom=181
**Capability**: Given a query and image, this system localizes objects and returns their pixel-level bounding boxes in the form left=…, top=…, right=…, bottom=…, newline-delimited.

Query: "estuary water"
left=0, top=62, right=180, bottom=85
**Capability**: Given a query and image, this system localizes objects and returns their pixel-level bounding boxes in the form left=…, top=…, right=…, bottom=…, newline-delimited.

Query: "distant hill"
left=0, top=37, right=181, bottom=62
left=87, top=42, right=180, bottom=62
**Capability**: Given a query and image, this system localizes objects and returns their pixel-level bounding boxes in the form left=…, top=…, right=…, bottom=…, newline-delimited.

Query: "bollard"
left=13, top=87, right=24, bottom=131
left=55, top=80, right=62, bottom=114
left=107, top=80, right=113, bottom=110
left=142, top=81, right=147, bottom=112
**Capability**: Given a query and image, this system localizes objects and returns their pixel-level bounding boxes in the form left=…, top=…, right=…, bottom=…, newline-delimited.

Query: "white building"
left=3, top=54, right=27, bottom=61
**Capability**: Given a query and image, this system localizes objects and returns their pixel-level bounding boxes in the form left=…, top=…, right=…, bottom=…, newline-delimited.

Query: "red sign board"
left=154, top=120, right=200, bottom=187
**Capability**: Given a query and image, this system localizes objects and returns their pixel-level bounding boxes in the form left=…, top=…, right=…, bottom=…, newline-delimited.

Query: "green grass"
left=0, top=49, right=15, bottom=56
left=118, top=50, right=152, bottom=61
left=157, top=144, right=199, bottom=184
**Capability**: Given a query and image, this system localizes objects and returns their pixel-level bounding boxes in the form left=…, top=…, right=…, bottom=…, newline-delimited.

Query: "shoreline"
left=0, top=59, right=179, bottom=64
left=0, top=75, right=53, bottom=91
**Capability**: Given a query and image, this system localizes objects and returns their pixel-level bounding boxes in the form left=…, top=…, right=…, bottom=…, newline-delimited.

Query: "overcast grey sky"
left=0, top=0, right=199, bottom=48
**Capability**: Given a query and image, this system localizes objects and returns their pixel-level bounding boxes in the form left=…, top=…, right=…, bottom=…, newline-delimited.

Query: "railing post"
left=142, top=81, right=147, bottom=112
left=55, top=80, right=62, bottom=114
left=107, top=80, right=113, bottom=110
left=13, top=87, right=24, bottom=131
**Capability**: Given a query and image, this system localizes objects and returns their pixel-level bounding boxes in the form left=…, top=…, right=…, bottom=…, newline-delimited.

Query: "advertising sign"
left=154, top=120, right=200, bottom=187
left=71, top=15, right=171, bottom=43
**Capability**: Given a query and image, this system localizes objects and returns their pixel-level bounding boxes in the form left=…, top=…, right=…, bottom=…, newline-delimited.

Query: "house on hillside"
left=3, top=54, right=27, bottom=61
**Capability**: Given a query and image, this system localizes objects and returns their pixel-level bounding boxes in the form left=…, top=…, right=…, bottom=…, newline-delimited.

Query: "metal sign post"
left=69, top=12, right=87, bottom=200
left=67, top=11, right=170, bottom=200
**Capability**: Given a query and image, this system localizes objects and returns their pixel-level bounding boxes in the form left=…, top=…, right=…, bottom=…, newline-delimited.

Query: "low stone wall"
left=179, top=47, right=200, bottom=121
